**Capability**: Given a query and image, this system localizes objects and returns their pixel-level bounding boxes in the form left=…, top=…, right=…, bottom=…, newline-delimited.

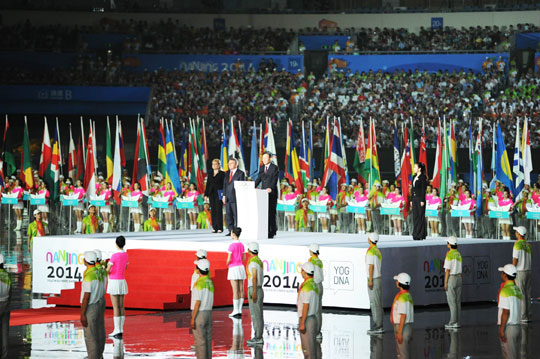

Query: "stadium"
left=1, top=1, right=540, bottom=358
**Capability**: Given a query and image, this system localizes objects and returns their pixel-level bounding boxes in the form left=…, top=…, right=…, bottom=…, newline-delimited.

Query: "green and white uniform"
left=444, top=249, right=462, bottom=326
left=366, top=245, right=383, bottom=330
left=309, top=256, right=324, bottom=336
left=392, top=290, right=413, bottom=359
left=498, top=281, right=522, bottom=359
left=247, top=256, right=264, bottom=341
left=81, top=266, right=106, bottom=359
left=513, top=239, right=532, bottom=322
left=192, top=275, right=214, bottom=359
left=297, top=278, right=320, bottom=359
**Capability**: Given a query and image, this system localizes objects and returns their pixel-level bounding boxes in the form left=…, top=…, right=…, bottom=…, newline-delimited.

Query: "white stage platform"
left=33, top=230, right=540, bottom=309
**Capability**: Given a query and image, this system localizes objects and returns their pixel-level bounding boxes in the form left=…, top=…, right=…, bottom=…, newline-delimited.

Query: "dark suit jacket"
left=412, top=174, right=427, bottom=202
left=254, top=163, right=279, bottom=196
left=223, top=168, right=246, bottom=203
left=204, top=170, right=225, bottom=198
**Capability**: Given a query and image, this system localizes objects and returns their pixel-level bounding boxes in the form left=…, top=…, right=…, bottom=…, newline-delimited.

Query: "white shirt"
left=365, top=246, right=382, bottom=279
left=443, top=249, right=462, bottom=275
left=498, top=282, right=521, bottom=326
left=247, top=257, right=263, bottom=288
left=512, top=240, right=532, bottom=271
left=191, top=276, right=214, bottom=311
left=392, top=292, right=414, bottom=324
left=297, top=279, right=320, bottom=318
left=80, top=267, right=105, bottom=305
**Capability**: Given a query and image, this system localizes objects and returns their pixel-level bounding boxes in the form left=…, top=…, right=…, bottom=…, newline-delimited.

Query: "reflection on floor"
left=7, top=304, right=540, bottom=358
left=2, top=228, right=539, bottom=358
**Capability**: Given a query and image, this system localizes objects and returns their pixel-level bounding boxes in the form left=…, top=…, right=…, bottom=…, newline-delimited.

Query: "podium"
left=234, top=181, right=268, bottom=240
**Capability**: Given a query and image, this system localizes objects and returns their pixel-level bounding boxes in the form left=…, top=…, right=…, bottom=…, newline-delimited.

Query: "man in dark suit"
left=222, top=157, right=246, bottom=236
left=255, top=151, right=279, bottom=238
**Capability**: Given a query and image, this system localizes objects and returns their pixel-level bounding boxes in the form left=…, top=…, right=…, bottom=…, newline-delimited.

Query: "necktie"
left=265, top=166, right=268, bottom=174
left=229, top=171, right=233, bottom=182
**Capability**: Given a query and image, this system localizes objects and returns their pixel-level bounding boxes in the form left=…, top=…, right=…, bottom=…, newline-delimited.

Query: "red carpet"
left=10, top=307, right=155, bottom=326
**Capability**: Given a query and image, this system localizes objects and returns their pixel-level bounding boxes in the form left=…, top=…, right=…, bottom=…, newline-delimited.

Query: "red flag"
left=84, top=126, right=96, bottom=197
left=132, top=121, right=140, bottom=186
left=400, top=127, right=412, bottom=219
left=2, top=115, right=8, bottom=146
left=419, top=121, right=428, bottom=178
left=39, top=118, right=52, bottom=178
left=76, top=137, right=85, bottom=181
left=431, top=120, right=442, bottom=189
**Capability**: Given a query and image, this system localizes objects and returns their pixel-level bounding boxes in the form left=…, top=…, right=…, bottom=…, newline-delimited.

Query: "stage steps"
left=47, top=249, right=241, bottom=310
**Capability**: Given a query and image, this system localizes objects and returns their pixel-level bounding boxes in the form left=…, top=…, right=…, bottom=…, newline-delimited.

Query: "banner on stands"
left=122, top=54, right=303, bottom=73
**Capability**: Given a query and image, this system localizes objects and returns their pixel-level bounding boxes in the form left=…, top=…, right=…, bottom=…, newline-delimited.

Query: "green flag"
left=4, top=151, right=16, bottom=177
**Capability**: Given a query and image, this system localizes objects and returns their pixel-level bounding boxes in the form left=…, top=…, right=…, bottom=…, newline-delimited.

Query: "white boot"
left=358, top=229, right=363, bottom=234
left=76, top=221, right=82, bottom=233
left=288, top=226, right=294, bottom=231
left=237, top=297, right=243, bottom=315
left=330, top=225, right=336, bottom=233
left=166, top=224, right=172, bottom=231
left=134, top=223, right=141, bottom=232
left=322, top=229, right=328, bottom=233
left=229, top=299, right=239, bottom=317
left=15, top=220, right=22, bottom=231
left=109, top=316, right=121, bottom=337
left=190, top=224, right=197, bottom=230
left=120, top=315, right=125, bottom=333
left=366, top=221, right=372, bottom=232
left=103, top=223, right=110, bottom=233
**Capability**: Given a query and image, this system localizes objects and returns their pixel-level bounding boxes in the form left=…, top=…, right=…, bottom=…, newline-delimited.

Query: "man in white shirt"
left=497, top=264, right=522, bottom=359
left=392, top=272, right=413, bottom=359
left=308, top=244, right=324, bottom=341
left=298, top=262, right=320, bottom=359
left=512, top=226, right=532, bottom=323
left=246, top=242, right=264, bottom=347
left=0, top=254, right=11, bottom=359
left=80, top=251, right=106, bottom=359
left=191, top=259, right=214, bottom=359
left=366, top=233, right=383, bottom=335
left=444, top=236, right=462, bottom=329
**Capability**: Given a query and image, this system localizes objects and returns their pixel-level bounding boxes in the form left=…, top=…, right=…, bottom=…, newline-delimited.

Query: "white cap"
left=88, top=204, right=96, bottom=209
left=351, top=178, right=358, bottom=183
left=195, top=259, right=210, bottom=271
left=374, top=181, right=381, bottom=187
left=309, top=243, right=320, bottom=254
left=33, top=209, right=41, bottom=216
left=447, top=236, right=458, bottom=245
left=248, top=242, right=259, bottom=253
left=498, top=264, right=517, bottom=277
left=149, top=207, right=156, bottom=212
left=196, top=249, right=207, bottom=259
left=368, top=232, right=379, bottom=243
left=301, top=198, right=309, bottom=203
left=84, top=251, right=97, bottom=264
left=0, top=254, right=4, bottom=264
left=382, top=180, right=389, bottom=184
left=301, top=262, right=315, bottom=275
left=513, top=226, right=527, bottom=236
left=393, top=272, right=411, bottom=285
left=93, top=249, right=102, bottom=261
left=98, top=175, right=104, bottom=180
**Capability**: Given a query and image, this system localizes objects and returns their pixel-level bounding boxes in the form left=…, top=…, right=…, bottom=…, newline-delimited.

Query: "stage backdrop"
left=32, top=232, right=540, bottom=310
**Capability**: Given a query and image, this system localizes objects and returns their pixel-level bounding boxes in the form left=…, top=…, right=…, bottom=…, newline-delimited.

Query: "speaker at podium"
left=234, top=181, right=268, bottom=240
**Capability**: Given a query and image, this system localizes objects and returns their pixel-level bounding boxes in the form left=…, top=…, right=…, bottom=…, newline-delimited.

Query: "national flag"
left=285, top=120, right=304, bottom=194
left=76, top=137, right=84, bottom=181
left=49, top=125, right=61, bottom=202
left=264, top=119, right=278, bottom=165
left=409, top=116, right=415, bottom=169
left=55, top=117, right=63, bottom=176
left=112, top=118, right=123, bottom=193
left=495, top=123, right=514, bottom=194
left=3, top=116, right=15, bottom=177
left=489, top=122, right=497, bottom=190
left=400, top=125, right=412, bottom=218
left=188, top=119, right=205, bottom=192
left=249, top=121, right=259, bottom=181
left=440, top=119, right=449, bottom=199
left=106, top=117, right=113, bottom=185
left=365, top=118, right=381, bottom=189
left=308, top=120, right=314, bottom=180
left=165, top=120, right=184, bottom=195
left=68, top=124, right=76, bottom=180
left=228, top=118, right=246, bottom=171
left=141, top=118, right=151, bottom=179
left=118, top=119, right=126, bottom=167
left=21, top=117, right=34, bottom=189
left=220, top=121, right=229, bottom=172
left=522, top=118, right=532, bottom=186
left=419, top=119, right=427, bottom=176
left=298, top=121, right=310, bottom=185
left=135, top=118, right=150, bottom=195
left=353, top=119, right=368, bottom=185
left=393, top=121, right=400, bottom=183
left=337, top=117, right=349, bottom=184
left=201, top=118, right=208, bottom=174
left=157, top=120, right=167, bottom=178
left=512, top=118, right=524, bottom=199
left=91, top=120, right=97, bottom=174
left=322, top=118, right=346, bottom=198
left=83, top=125, right=96, bottom=198
left=449, top=120, right=457, bottom=185
left=80, top=116, right=86, bottom=168
left=2, top=115, right=8, bottom=145
left=432, top=120, right=442, bottom=190
left=475, top=119, right=483, bottom=216
left=39, top=117, right=51, bottom=178
left=469, top=120, right=474, bottom=190
left=322, top=117, right=331, bottom=174
left=259, top=122, right=264, bottom=166
left=237, top=120, right=246, bottom=171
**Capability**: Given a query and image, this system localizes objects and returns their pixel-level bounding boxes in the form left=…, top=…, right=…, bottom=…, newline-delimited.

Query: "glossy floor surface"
left=3, top=229, right=539, bottom=358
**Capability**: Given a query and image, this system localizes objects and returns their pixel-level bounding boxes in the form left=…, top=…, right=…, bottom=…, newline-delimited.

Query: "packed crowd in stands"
left=1, top=21, right=539, bottom=53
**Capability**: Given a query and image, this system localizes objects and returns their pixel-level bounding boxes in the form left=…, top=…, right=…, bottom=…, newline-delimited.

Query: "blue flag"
left=249, top=123, right=259, bottom=181
left=165, top=123, right=183, bottom=195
